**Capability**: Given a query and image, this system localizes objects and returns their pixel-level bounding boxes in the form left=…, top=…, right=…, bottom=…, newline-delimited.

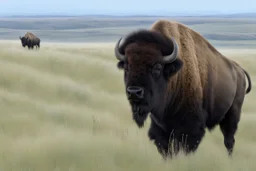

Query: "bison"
left=114, top=20, right=252, bottom=159
left=19, top=32, right=40, bottom=50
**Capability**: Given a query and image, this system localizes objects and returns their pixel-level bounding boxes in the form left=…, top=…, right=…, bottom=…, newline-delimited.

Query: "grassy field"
left=0, top=16, right=256, bottom=170
left=0, top=39, right=255, bottom=171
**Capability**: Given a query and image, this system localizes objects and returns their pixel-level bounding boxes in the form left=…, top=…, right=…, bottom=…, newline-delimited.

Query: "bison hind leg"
left=219, top=77, right=246, bottom=157
left=219, top=100, right=243, bottom=156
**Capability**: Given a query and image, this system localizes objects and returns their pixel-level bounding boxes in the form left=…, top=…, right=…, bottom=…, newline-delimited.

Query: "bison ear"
left=163, top=59, right=183, bottom=79
left=117, top=61, right=125, bottom=70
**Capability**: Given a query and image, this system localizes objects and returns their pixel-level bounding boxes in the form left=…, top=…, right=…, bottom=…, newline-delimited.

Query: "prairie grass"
left=0, top=41, right=255, bottom=171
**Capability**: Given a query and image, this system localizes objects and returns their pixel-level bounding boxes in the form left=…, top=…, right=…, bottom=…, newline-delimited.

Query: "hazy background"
left=1, top=16, right=256, bottom=48
left=1, top=0, right=256, bottom=48
left=0, top=0, right=256, bottom=171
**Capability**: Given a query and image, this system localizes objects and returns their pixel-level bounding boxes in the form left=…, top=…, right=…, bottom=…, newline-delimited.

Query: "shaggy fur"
left=115, top=19, right=252, bottom=159
left=19, top=32, right=40, bottom=50
left=119, top=30, right=175, bottom=56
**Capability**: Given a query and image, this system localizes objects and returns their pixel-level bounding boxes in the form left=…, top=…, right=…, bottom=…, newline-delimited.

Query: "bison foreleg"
left=148, top=119, right=206, bottom=158
left=148, top=120, right=170, bottom=159
left=167, top=120, right=206, bottom=156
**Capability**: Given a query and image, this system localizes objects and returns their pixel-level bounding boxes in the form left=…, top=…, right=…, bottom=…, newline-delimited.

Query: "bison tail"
left=243, top=69, right=252, bottom=94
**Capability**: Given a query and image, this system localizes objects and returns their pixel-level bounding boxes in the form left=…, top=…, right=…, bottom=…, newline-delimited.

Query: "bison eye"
left=152, top=63, right=162, bottom=78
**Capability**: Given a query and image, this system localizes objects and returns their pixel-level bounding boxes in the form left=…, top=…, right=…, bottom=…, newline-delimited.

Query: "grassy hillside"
left=0, top=16, right=256, bottom=48
left=0, top=41, right=255, bottom=171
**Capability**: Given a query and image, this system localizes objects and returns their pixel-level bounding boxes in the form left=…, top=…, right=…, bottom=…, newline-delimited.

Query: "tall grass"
left=0, top=41, right=255, bottom=171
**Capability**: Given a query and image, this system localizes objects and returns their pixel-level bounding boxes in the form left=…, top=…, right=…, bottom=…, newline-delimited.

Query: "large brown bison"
left=19, top=32, right=40, bottom=50
left=114, top=20, right=252, bottom=158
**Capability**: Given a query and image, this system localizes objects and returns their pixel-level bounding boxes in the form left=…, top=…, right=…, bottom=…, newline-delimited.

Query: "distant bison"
left=19, top=32, right=40, bottom=50
left=114, top=20, right=252, bottom=158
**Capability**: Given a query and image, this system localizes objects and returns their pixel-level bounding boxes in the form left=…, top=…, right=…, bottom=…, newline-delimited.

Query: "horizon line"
left=1, top=12, right=256, bottom=18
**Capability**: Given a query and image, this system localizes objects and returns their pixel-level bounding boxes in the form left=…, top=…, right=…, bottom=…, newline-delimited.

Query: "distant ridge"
left=198, top=13, right=256, bottom=18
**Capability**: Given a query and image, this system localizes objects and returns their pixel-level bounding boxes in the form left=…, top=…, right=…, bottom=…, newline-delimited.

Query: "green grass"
left=0, top=40, right=255, bottom=171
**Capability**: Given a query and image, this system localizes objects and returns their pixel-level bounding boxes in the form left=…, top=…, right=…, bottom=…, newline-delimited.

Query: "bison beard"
left=131, top=102, right=150, bottom=127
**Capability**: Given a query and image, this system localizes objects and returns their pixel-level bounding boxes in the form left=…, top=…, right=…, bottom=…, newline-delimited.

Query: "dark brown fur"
left=115, top=20, right=252, bottom=158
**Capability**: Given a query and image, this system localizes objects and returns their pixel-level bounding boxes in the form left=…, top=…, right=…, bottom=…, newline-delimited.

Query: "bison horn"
left=162, top=37, right=179, bottom=63
left=115, top=37, right=126, bottom=61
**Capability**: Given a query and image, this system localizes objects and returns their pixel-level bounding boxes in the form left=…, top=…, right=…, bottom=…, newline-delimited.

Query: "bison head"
left=19, top=36, right=28, bottom=47
left=115, top=30, right=183, bottom=127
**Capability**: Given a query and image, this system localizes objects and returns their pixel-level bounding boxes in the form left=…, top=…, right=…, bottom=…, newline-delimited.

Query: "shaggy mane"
left=118, top=29, right=175, bottom=56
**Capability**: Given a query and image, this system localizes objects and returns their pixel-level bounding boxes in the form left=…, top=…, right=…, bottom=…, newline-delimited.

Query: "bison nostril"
left=127, top=86, right=144, bottom=99
left=136, top=89, right=144, bottom=97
